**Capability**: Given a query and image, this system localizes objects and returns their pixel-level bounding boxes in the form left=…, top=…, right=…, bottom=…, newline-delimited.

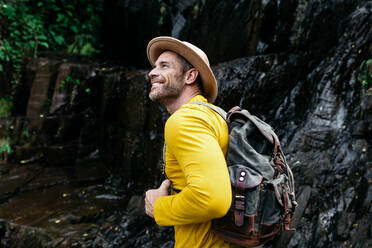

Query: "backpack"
left=191, top=102, right=297, bottom=247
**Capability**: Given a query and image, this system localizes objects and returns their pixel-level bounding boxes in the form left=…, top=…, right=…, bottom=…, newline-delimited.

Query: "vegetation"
left=0, top=97, right=12, bottom=118
left=157, top=0, right=206, bottom=25
left=0, top=139, right=11, bottom=155
left=358, top=58, right=372, bottom=90
left=59, top=75, right=80, bottom=92
left=0, top=0, right=103, bottom=86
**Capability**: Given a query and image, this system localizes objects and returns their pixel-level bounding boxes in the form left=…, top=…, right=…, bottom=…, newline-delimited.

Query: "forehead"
left=155, top=51, right=181, bottom=65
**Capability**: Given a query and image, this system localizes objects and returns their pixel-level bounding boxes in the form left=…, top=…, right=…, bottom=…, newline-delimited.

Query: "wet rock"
left=336, top=213, right=356, bottom=239
left=274, top=185, right=312, bottom=247
left=14, top=146, right=44, bottom=163
left=127, top=195, right=145, bottom=216
left=0, top=220, right=54, bottom=248
left=1, top=0, right=371, bottom=247
left=102, top=0, right=169, bottom=67
left=102, top=0, right=299, bottom=66
left=354, top=216, right=372, bottom=247
left=98, top=69, right=164, bottom=191
left=43, top=143, right=78, bottom=166
left=0, top=165, right=127, bottom=247
left=26, top=59, right=60, bottom=130
left=352, top=120, right=372, bottom=139
left=361, top=93, right=372, bottom=114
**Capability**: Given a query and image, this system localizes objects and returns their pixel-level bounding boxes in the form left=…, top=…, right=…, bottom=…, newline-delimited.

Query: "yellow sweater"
left=154, top=95, right=233, bottom=248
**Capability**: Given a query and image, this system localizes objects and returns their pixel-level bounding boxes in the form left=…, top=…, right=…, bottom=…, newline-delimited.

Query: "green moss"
left=358, top=59, right=372, bottom=89
left=0, top=97, right=13, bottom=118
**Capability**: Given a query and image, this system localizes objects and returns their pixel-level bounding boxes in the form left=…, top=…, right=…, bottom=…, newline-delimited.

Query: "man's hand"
left=145, top=179, right=171, bottom=218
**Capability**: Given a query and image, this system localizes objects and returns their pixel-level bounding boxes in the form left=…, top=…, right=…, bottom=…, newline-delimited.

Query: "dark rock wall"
left=98, top=69, right=165, bottom=192
left=7, top=62, right=165, bottom=192
left=1, top=0, right=371, bottom=247
left=102, top=0, right=300, bottom=65
left=102, top=0, right=171, bottom=67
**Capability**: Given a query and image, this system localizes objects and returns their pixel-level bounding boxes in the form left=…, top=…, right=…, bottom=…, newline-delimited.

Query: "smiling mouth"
left=151, top=81, right=163, bottom=89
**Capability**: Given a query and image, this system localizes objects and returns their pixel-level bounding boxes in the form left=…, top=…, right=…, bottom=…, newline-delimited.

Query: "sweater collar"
left=187, top=95, right=208, bottom=104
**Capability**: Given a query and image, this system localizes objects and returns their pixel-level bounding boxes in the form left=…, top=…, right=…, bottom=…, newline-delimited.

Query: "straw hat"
left=147, top=36, right=217, bottom=103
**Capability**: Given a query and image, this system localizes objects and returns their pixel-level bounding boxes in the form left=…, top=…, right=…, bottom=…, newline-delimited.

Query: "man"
left=145, top=36, right=233, bottom=248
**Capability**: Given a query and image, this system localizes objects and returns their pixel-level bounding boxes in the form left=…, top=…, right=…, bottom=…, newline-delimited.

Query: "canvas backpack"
left=190, top=102, right=297, bottom=247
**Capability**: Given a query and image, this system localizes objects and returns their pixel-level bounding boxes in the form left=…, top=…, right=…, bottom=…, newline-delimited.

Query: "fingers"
left=145, top=181, right=171, bottom=219
left=145, top=190, right=154, bottom=218
left=159, top=179, right=171, bottom=190
left=145, top=202, right=153, bottom=218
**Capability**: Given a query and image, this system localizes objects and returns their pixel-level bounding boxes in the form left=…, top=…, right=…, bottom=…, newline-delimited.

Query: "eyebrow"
left=155, top=58, right=175, bottom=65
left=157, top=61, right=170, bottom=66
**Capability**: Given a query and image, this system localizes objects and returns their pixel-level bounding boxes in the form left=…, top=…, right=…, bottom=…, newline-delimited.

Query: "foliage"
left=0, top=0, right=103, bottom=85
left=0, top=140, right=11, bottom=154
left=59, top=75, right=80, bottom=92
left=0, top=97, right=13, bottom=118
left=156, top=0, right=206, bottom=25
left=358, top=59, right=372, bottom=89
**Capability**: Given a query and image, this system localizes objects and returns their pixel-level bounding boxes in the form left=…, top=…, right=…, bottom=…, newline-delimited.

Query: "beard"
left=149, top=75, right=184, bottom=102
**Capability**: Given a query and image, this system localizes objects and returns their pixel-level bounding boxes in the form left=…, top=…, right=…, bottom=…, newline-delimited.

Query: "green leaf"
left=80, top=43, right=96, bottom=56
left=5, top=144, right=11, bottom=153
left=54, top=35, right=65, bottom=45
left=160, top=6, right=166, bottom=14
left=39, top=42, right=49, bottom=48
left=65, top=75, right=73, bottom=82
left=158, top=16, right=163, bottom=25
left=29, top=40, right=35, bottom=48
left=71, top=25, right=78, bottom=33
left=38, top=35, right=48, bottom=41
left=57, top=13, right=65, bottom=22
left=366, top=59, right=372, bottom=67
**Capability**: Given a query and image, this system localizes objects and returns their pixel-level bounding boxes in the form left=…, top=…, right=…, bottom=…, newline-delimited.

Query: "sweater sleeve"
left=153, top=108, right=232, bottom=226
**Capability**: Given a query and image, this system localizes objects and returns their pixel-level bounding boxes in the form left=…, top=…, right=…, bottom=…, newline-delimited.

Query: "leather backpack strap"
left=189, top=101, right=227, bottom=120
left=234, top=168, right=248, bottom=227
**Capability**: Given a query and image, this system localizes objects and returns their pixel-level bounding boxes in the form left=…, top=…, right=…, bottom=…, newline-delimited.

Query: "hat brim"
left=147, top=37, right=217, bottom=103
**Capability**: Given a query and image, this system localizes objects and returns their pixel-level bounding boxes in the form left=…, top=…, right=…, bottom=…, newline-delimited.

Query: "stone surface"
left=1, top=0, right=371, bottom=247
left=102, top=0, right=299, bottom=66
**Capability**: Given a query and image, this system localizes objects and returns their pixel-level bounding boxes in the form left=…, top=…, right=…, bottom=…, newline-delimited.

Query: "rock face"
left=102, top=0, right=299, bottom=66
left=0, top=0, right=371, bottom=247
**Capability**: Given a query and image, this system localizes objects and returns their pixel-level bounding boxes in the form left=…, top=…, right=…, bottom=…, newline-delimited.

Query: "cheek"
left=164, top=74, right=173, bottom=84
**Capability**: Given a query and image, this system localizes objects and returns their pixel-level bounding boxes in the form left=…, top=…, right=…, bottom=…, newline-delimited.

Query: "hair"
left=175, top=53, right=204, bottom=95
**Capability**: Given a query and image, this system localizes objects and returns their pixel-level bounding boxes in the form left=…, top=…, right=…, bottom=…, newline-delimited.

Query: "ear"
left=184, top=68, right=199, bottom=85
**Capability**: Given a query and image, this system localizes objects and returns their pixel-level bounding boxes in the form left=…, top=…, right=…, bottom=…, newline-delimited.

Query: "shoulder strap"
left=189, top=101, right=227, bottom=120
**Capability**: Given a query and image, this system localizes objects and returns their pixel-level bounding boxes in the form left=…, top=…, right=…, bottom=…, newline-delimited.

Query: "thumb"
left=159, top=179, right=171, bottom=190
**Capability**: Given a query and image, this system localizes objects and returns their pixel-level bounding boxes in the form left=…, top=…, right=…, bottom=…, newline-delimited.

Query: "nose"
left=148, top=67, right=158, bottom=79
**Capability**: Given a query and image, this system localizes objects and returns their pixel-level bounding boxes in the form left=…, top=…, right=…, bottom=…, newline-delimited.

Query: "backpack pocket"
left=258, top=174, right=289, bottom=237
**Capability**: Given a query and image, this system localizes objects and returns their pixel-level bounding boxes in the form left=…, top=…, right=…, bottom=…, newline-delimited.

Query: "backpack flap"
left=227, top=108, right=281, bottom=155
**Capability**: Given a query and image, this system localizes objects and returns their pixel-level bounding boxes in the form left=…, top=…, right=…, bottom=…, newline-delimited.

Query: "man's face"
left=148, top=51, right=185, bottom=102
